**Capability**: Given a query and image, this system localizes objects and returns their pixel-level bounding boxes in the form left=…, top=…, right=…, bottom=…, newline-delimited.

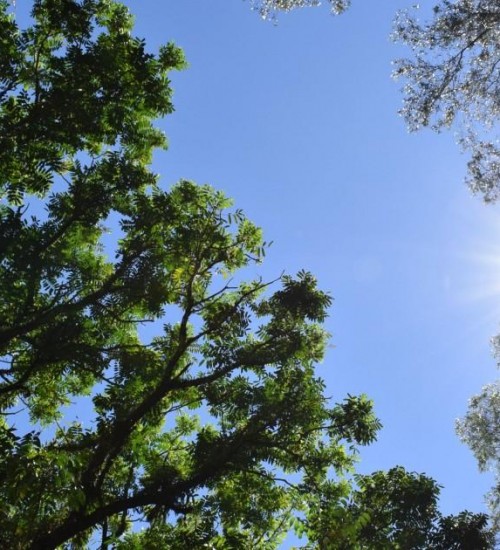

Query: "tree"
left=456, top=381, right=500, bottom=534
left=392, top=0, right=500, bottom=201
left=249, top=0, right=350, bottom=20
left=305, top=467, right=492, bottom=549
left=0, top=1, right=379, bottom=546
left=0, top=0, right=493, bottom=548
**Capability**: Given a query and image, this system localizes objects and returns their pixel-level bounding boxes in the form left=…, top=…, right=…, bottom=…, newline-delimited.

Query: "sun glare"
left=451, top=200, right=500, bottom=332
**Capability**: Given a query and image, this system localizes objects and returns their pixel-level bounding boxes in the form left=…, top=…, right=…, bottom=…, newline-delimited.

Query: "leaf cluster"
left=392, top=0, right=500, bottom=201
left=249, top=0, right=350, bottom=21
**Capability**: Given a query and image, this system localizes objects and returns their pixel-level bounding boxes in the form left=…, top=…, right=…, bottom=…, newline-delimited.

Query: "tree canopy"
left=250, top=0, right=350, bottom=20
left=457, top=381, right=500, bottom=534
left=392, top=0, right=500, bottom=201
left=0, top=0, right=495, bottom=548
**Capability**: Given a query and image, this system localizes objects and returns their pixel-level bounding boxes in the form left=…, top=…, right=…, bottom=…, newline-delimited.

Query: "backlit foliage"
left=393, top=0, right=500, bottom=201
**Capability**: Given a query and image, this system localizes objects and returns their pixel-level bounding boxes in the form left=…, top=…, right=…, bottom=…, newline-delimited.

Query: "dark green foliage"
left=301, top=467, right=493, bottom=549
left=0, top=1, right=493, bottom=548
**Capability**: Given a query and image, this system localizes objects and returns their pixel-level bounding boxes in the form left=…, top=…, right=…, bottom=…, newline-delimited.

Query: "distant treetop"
left=250, top=0, right=350, bottom=20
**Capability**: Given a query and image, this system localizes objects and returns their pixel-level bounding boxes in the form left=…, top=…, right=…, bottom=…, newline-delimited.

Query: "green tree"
left=456, top=381, right=500, bottom=535
left=0, top=1, right=379, bottom=546
left=392, top=0, right=500, bottom=201
left=304, top=467, right=492, bottom=549
left=0, top=1, right=493, bottom=548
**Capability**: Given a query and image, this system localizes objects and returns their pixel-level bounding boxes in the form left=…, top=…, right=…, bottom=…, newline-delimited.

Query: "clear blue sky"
left=122, top=0, right=499, bottom=520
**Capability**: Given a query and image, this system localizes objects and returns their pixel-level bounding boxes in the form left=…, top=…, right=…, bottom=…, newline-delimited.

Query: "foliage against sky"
left=264, top=0, right=499, bottom=200
left=392, top=0, right=500, bottom=201
left=457, top=381, right=500, bottom=533
left=0, top=1, right=381, bottom=547
left=250, top=0, right=350, bottom=20
left=0, top=0, right=498, bottom=547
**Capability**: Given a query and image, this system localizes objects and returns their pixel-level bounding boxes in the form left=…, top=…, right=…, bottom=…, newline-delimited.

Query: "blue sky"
left=122, top=0, right=499, bottom=519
